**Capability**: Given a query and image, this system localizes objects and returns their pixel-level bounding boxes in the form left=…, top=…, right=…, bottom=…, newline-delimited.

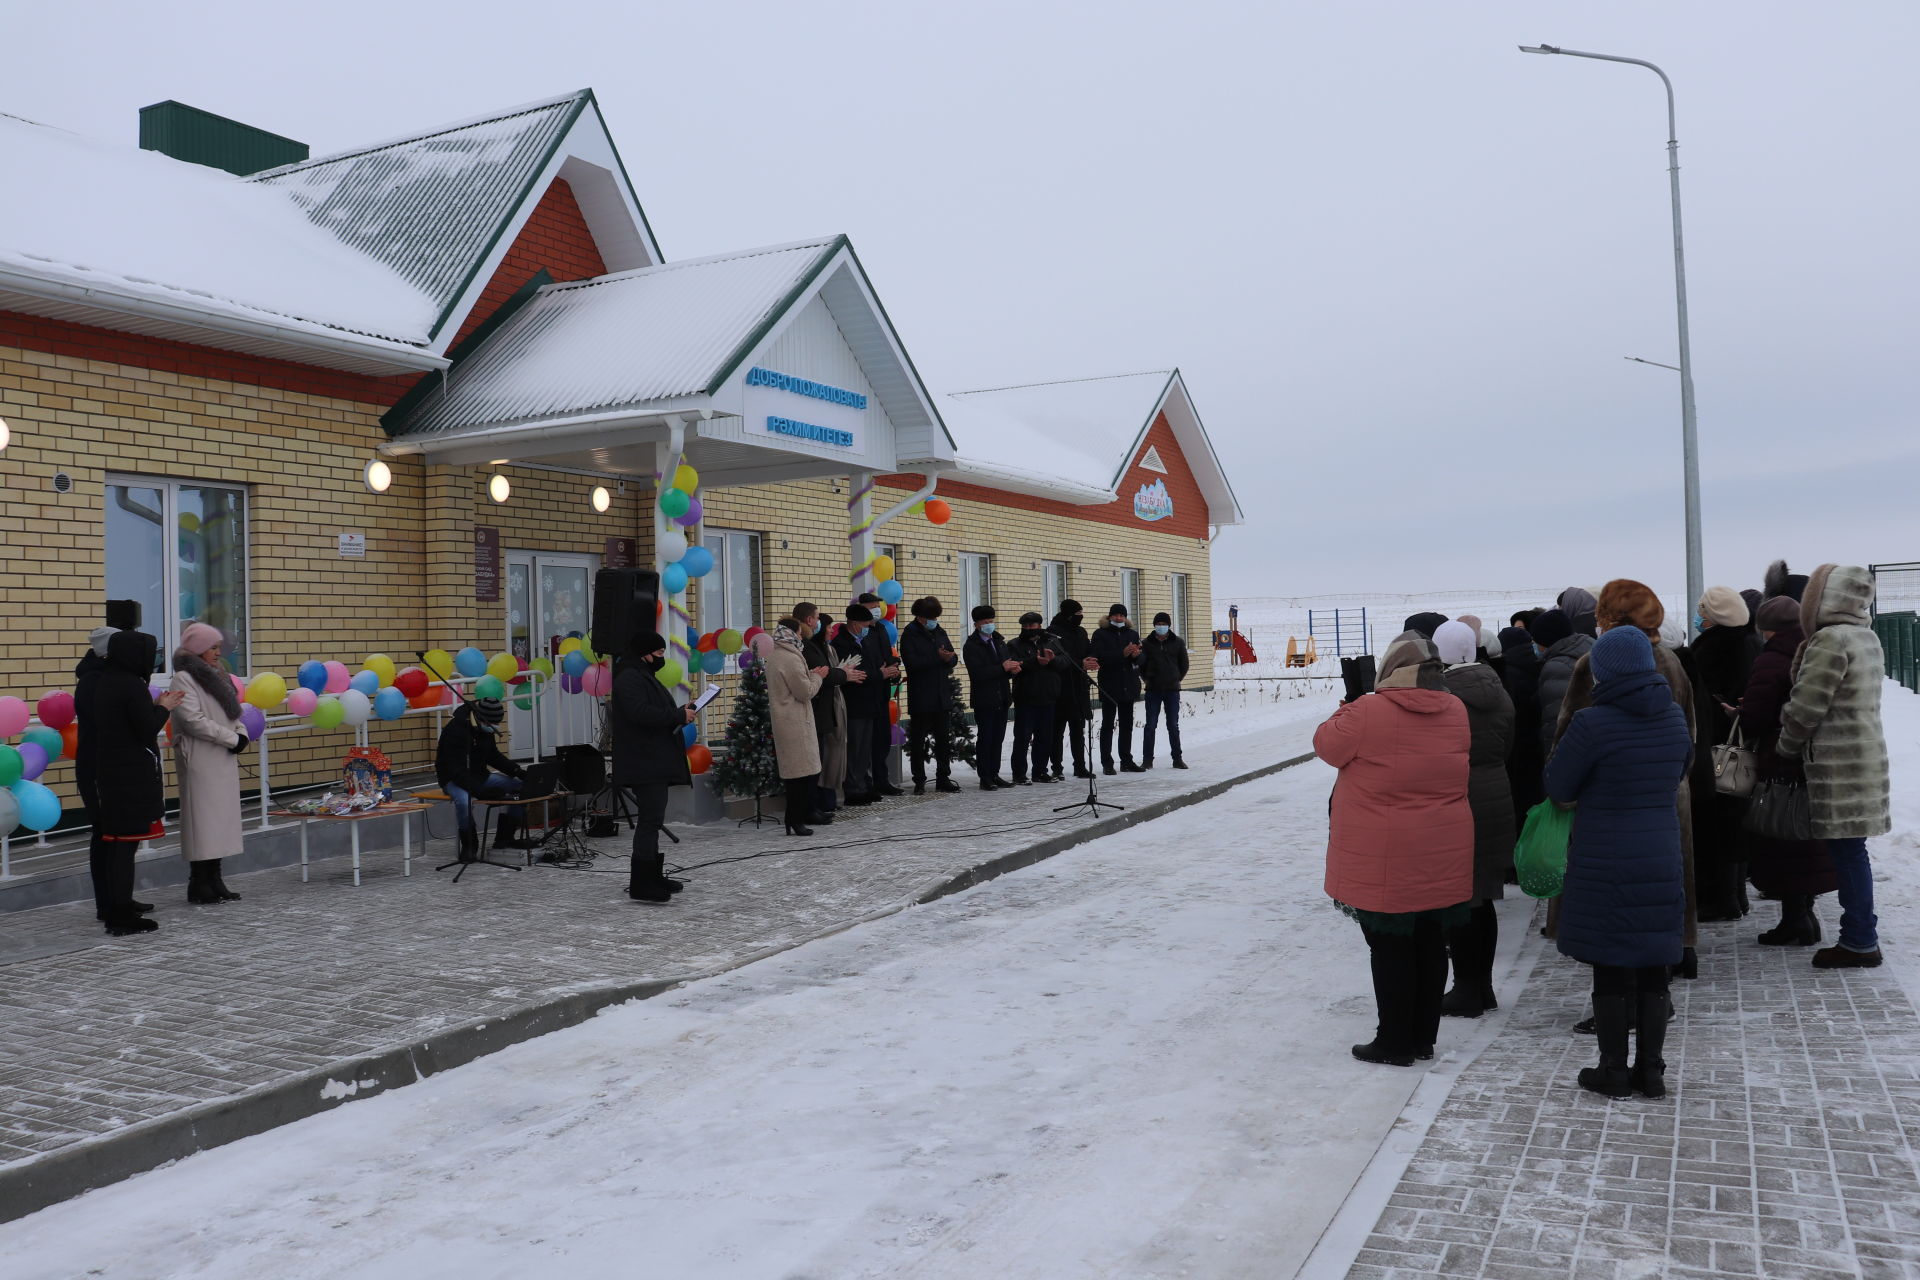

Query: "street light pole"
left=1521, top=43, right=1704, bottom=632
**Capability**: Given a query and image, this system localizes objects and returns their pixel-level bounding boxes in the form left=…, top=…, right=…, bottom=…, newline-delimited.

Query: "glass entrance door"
left=506, top=550, right=597, bottom=760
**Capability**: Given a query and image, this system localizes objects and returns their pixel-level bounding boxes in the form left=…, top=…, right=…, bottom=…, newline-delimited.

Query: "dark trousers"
left=89, top=831, right=136, bottom=921
left=1359, top=914, right=1449, bottom=1055
left=784, top=773, right=819, bottom=827
left=908, top=715, right=951, bottom=783
left=1050, top=707, right=1087, bottom=775
left=1142, top=691, right=1182, bottom=763
left=974, top=703, right=1007, bottom=781
left=1830, top=837, right=1878, bottom=952
left=1592, top=964, right=1671, bottom=1001
left=1445, top=899, right=1499, bottom=997
left=866, top=711, right=894, bottom=790
left=1012, top=704, right=1056, bottom=780
left=627, top=781, right=670, bottom=891
left=845, top=715, right=874, bottom=796
left=1100, top=698, right=1137, bottom=768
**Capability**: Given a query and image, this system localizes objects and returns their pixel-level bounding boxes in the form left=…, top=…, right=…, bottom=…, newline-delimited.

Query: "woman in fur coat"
left=169, top=621, right=251, bottom=904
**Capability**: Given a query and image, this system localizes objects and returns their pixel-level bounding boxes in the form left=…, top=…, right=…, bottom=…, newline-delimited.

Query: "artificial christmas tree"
left=710, top=655, right=779, bottom=825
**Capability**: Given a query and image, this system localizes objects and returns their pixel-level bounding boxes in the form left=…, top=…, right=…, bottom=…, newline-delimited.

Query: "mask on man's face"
left=923, top=618, right=939, bottom=630
left=978, top=622, right=997, bottom=635
left=1022, top=627, right=1042, bottom=640
left=643, top=653, right=666, bottom=672
left=850, top=624, right=868, bottom=640
left=1154, top=625, right=1169, bottom=637
left=1110, top=617, right=1126, bottom=628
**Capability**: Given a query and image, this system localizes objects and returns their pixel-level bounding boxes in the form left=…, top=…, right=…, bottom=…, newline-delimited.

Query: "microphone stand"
left=1054, top=655, right=1123, bottom=819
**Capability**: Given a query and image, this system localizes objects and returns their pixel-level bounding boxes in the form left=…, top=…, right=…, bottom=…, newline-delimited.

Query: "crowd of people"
left=1315, top=563, right=1893, bottom=1100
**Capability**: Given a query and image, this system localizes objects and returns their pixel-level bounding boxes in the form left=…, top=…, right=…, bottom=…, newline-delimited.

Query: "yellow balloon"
left=486, top=652, right=519, bottom=683
left=362, top=654, right=397, bottom=687
left=422, top=648, right=454, bottom=682
left=245, top=671, right=288, bottom=710
left=872, top=554, right=896, bottom=582
left=672, top=464, right=699, bottom=493
left=558, top=637, right=583, bottom=656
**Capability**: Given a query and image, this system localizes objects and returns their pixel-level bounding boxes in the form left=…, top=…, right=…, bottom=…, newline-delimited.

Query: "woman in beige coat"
left=760, top=618, right=827, bottom=837
left=169, top=621, right=250, bottom=904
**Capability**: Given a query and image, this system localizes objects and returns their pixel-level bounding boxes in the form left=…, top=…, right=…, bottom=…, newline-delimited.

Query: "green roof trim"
left=382, top=268, right=554, bottom=434
left=701, top=235, right=846, bottom=396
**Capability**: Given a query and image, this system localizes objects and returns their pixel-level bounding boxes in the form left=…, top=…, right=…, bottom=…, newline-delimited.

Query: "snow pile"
left=0, top=114, right=436, bottom=343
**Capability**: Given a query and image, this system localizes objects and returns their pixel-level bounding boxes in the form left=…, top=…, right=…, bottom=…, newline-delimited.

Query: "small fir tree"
left=711, top=655, right=779, bottom=803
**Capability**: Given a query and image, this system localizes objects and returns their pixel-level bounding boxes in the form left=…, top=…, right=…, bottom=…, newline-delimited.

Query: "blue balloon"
left=296, top=660, right=328, bottom=693
left=700, top=648, right=726, bottom=675
left=661, top=562, right=689, bottom=595
left=562, top=651, right=589, bottom=678
left=877, top=578, right=904, bottom=605
left=11, top=779, right=60, bottom=832
left=681, top=722, right=698, bottom=747
left=686, top=625, right=702, bottom=650
left=454, top=647, right=488, bottom=678
left=349, top=669, right=380, bottom=696
left=883, top=620, right=899, bottom=645
left=374, top=687, right=407, bottom=721
left=680, top=545, right=715, bottom=579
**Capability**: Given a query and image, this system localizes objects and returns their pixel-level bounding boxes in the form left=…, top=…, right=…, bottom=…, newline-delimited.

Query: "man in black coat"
left=434, top=697, right=528, bottom=853
left=1087, top=603, right=1145, bottom=774
left=794, top=602, right=853, bottom=817
left=900, top=596, right=962, bottom=794
left=1139, top=611, right=1191, bottom=769
left=75, top=629, right=181, bottom=936
left=610, top=629, right=695, bottom=903
left=1009, top=612, right=1072, bottom=784
left=962, top=604, right=1019, bottom=790
left=832, top=601, right=901, bottom=803
left=1047, top=600, right=1094, bottom=780
left=1499, top=623, right=1544, bottom=825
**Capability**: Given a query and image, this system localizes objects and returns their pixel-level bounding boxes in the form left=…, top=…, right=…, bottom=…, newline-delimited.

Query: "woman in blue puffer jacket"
left=1545, top=627, right=1694, bottom=1100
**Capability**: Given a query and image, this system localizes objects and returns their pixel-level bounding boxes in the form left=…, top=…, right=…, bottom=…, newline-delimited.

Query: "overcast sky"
left=13, top=1, right=1917, bottom=600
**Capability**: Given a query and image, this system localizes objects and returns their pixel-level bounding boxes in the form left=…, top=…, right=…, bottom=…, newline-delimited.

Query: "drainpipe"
left=656, top=415, right=690, bottom=704
left=848, top=468, right=944, bottom=599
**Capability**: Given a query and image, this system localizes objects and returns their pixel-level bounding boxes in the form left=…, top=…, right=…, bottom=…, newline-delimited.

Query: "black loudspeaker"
left=555, top=744, right=607, bottom=795
left=592, top=568, right=660, bottom=658
left=105, top=599, right=142, bottom=630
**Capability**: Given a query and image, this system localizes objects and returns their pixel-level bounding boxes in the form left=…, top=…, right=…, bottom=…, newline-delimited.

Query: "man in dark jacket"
left=795, top=602, right=852, bottom=816
left=1139, top=612, right=1190, bottom=770
left=962, top=604, right=1018, bottom=790
left=76, top=628, right=180, bottom=936
left=1530, top=608, right=1594, bottom=754
left=435, top=697, right=527, bottom=854
left=1498, top=624, right=1544, bottom=824
left=1009, top=612, right=1071, bottom=784
left=1048, top=601, right=1094, bottom=780
left=1088, top=603, right=1145, bottom=774
left=900, top=596, right=961, bottom=794
left=76, top=626, right=152, bottom=925
left=610, top=630, right=694, bottom=904
left=832, top=601, right=900, bottom=804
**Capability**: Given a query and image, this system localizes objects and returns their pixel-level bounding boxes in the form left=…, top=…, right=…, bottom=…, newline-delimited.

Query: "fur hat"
left=1764, top=560, right=1809, bottom=602
left=1698, top=586, right=1749, bottom=629
left=1590, top=626, right=1656, bottom=685
left=845, top=603, right=874, bottom=623
left=1756, top=596, right=1800, bottom=633
left=1433, top=620, right=1479, bottom=666
left=971, top=604, right=995, bottom=622
left=1401, top=611, right=1448, bottom=639
left=1529, top=608, right=1574, bottom=649
left=1595, top=579, right=1664, bottom=639
left=911, top=596, right=943, bottom=620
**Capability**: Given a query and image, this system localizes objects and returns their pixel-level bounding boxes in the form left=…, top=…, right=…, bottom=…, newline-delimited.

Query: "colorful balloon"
left=559, top=673, right=583, bottom=694
left=686, top=744, right=713, bottom=774
left=17, top=742, right=47, bottom=781
left=0, top=745, right=20, bottom=787
left=872, top=554, right=896, bottom=582
left=349, top=670, right=380, bottom=697
left=362, top=654, right=397, bottom=687
left=661, top=562, right=689, bottom=595
left=288, top=688, right=319, bottom=717
left=245, top=672, right=287, bottom=710
left=394, top=668, right=430, bottom=699
left=407, top=686, right=442, bottom=710
left=230, top=674, right=249, bottom=701
left=877, top=578, right=904, bottom=605
left=421, top=649, right=455, bottom=682
left=11, top=779, right=60, bottom=831
left=486, top=652, right=518, bottom=683
left=889, top=724, right=907, bottom=747
left=0, top=697, right=28, bottom=738
left=472, top=675, right=506, bottom=701
left=558, top=637, right=583, bottom=656
left=672, top=463, right=699, bottom=492
left=562, top=651, right=588, bottom=678
left=656, top=659, right=685, bottom=687
left=22, top=725, right=61, bottom=757
left=374, top=687, right=407, bottom=721
left=749, top=633, right=776, bottom=659
left=240, top=705, right=267, bottom=740
left=297, top=660, right=328, bottom=693
left=660, top=531, right=689, bottom=563
left=59, top=722, right=78, bottom=760
left=925, top=498, right=952, bottom=524
left=681, top=722, right=699, bottom=748
left=700, top=649, right=726, bottom=675
left=36, top=691, right=75, bottom=730
left=742, top=626, right=765, bottom=644
left=454, top=647, right=488, bottom=678
left=659, top=488, right=691, bottom=519
left=310, top=696, right=346, bottom=729
left=716, top=629, right=744, bottom=655
left=322, top=661, right=352, bottom=694
left=338, top=689, right=373, bottom=726
left=530, top=656, right=554, bottom=679
left=680, top=545, right=714, bottom=579
left=676, top=496, right=703, bottom=527
left=887, top=701, right=900, bottom=725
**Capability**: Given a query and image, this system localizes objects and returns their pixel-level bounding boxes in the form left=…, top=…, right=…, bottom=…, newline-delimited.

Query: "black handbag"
left=1743, top=761, right=1813, bottom=842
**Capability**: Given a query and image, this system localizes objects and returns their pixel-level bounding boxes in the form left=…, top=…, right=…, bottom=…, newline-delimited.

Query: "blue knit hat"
left=1590, top=626, right=1655, bottom=685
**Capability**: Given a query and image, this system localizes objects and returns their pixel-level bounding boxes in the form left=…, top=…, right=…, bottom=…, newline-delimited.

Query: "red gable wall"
left=446, top=179, right=608, bottom=350
left=880, top=411, right=1215, bottom=539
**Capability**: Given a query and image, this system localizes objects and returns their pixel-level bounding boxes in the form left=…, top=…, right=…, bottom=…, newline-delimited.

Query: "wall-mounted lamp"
left=488, top=473, right=511, bottom=504
left=590, top=485, right=611, bottom=513
left=0, top=417, right=11, bottom=450
left=363, top=458, right=392, bottom=493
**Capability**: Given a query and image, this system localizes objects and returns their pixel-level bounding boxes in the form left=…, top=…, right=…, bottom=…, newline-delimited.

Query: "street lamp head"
left=1518, top=44, right=1561, bottom=55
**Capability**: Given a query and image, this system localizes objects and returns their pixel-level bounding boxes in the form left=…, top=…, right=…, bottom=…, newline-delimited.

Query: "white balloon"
left=0, top=788, right=18, bottom=835
left=339, top=689, right=373, bottom=726
left=659, top=530, right=688, bottom=562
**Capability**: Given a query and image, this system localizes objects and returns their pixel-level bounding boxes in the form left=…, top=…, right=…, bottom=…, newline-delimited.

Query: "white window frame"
left=105, top=473, right=252, bottom=673
left=705, top=528, right=763, bottom=633
left=959, top=552, right=991, bottom=625
left=1119, top=568, right=1141, bottom=624
left=1040, top=560, right=1069, bottom=620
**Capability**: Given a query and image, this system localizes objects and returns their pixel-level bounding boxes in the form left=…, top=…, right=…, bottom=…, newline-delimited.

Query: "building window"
left=105, top=476, right=249, bottom=673
left=1170, top=573, right=1191, bottom=637
left=1119, top=568, right=1141, bottom=624
left=1040, top=560, right=1069, bottom=620
left=959, top=552, right=991, bottom=624
left=705, top=529, right=762, bottom=633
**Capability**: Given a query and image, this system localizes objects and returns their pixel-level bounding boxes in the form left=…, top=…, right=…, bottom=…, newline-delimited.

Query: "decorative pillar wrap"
left=846, top=470, right=875, bottom=600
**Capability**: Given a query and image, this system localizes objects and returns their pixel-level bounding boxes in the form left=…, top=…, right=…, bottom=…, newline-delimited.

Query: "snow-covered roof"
left=946, top=370, right=1243, bottom=522
left=0, top=110, right=440, bottom=363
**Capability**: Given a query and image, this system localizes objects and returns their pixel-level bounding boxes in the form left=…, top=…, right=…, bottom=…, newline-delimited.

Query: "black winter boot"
left=493, top=815, right=534, bottom=851
left=186, top=861, right=223, bottom=905
left=1758, top=895, right=1820, bottom=946
left=1578, top=995, right=1634, bottom=1098
left=1631, top=992, right=1670, bottom=1098
left=209, top=858, right=241, bottom=902
left=1441, top=902, right=1499, bottom=1017
left=103, top=911, right=159, bottom=937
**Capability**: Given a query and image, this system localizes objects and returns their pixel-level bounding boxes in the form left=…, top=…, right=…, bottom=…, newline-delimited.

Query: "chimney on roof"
left=138, top=100, right=309, bottom=176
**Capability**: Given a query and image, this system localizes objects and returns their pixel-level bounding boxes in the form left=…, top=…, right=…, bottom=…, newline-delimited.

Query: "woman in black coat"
left=1737, top=598, right=1836, bottom=945
left=1690, top=588, right=1761, bottom=920
left=1433, top=622, right=1515, bottom=1019
left=75, top=630, right=181, bottom=936
left=610, top=629, right=694, bottom=903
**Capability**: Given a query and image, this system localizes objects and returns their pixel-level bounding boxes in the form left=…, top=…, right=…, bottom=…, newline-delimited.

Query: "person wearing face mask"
left=1139, top=611, right=1190, bottom=769
left=765, top=616, right=832, bottom=835
left=1008, top=612, right=1071, bottom=784
left=78, top=629, right=185, bottom=936
left=168, top=621, right=251, bottom=904
left=963, top=605, right=1019, bottom=790
left=832, top=601, right=900, bottom=804
left=1048, top=600, right=1094, bottom=781
left=900, top=596, right=962, bottom=795
left=793, top=602, right=856, bottom=820
left=1087, top=603, right=1145, bottom=774
left=610, top=629, right=696, bottom=903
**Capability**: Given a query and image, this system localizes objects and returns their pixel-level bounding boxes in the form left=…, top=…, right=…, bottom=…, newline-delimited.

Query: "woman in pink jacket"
left=1315, top=634, right=1475, bottom=1066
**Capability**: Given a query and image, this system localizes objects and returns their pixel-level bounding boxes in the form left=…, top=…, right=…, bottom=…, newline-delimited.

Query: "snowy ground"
left=0, top=748, right=1523, bottom=1280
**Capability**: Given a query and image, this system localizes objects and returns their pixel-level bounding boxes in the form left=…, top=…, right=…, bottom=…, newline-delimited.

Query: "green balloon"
left=473, top=675, right=506, bottom=700
left=655, top=659, right=685, bottom=687
left=0, top=744, right=20, bottom=787
left=21, top=726, right=62, bottom=756
left=310, top=696, right=345, bottom=729
left=659, top=488, right=691, bottom=518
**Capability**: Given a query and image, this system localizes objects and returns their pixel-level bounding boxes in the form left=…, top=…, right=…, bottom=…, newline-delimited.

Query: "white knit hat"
left=1433, top=620, right=1479, bottom=666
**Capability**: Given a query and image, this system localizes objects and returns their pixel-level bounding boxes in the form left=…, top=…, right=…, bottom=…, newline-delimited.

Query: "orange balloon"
left=687, top=744, right=713, bottom=774
left=60, top=721, right=79, bottom=759
left=924, top=498, right=951, bottom=525
left=407, top=687, right=441, bottom=710
left=888, top=701, right=900, bottom=725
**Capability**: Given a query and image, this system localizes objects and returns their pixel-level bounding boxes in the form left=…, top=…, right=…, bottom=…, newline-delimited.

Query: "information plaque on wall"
left=604, top=536, right=636, bottom=569
left=474, top=526, right=502, bottom=601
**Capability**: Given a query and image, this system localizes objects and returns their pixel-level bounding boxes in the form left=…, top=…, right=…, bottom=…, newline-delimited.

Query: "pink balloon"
left=36, top=691, right=75, bottom=730
left=230, top=674, right=247, bottom=700
left=0, top=696, right=30, bottom=737
left=438, top=686, right=456, bottom=706
left=322, top=661, right=351, bottom=694
left=287, top=688, right=319, bottom=717
left=749, top=632, right=775, bottom=658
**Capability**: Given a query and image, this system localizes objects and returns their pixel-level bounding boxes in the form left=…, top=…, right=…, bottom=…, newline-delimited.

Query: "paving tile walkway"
left=1350, top=900, right=1920, bottom=1280
left=0, top=717, right=1318, bottom=1183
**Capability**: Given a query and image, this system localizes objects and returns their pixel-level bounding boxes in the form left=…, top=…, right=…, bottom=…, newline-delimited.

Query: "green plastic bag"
left=1514, top=801, right=1574, bottom=899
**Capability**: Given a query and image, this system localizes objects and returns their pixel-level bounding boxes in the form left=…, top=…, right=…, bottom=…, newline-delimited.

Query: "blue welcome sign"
left=1133, top=478, right=1173, bottom=522
left=746, top=367, right=868, bottom=410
